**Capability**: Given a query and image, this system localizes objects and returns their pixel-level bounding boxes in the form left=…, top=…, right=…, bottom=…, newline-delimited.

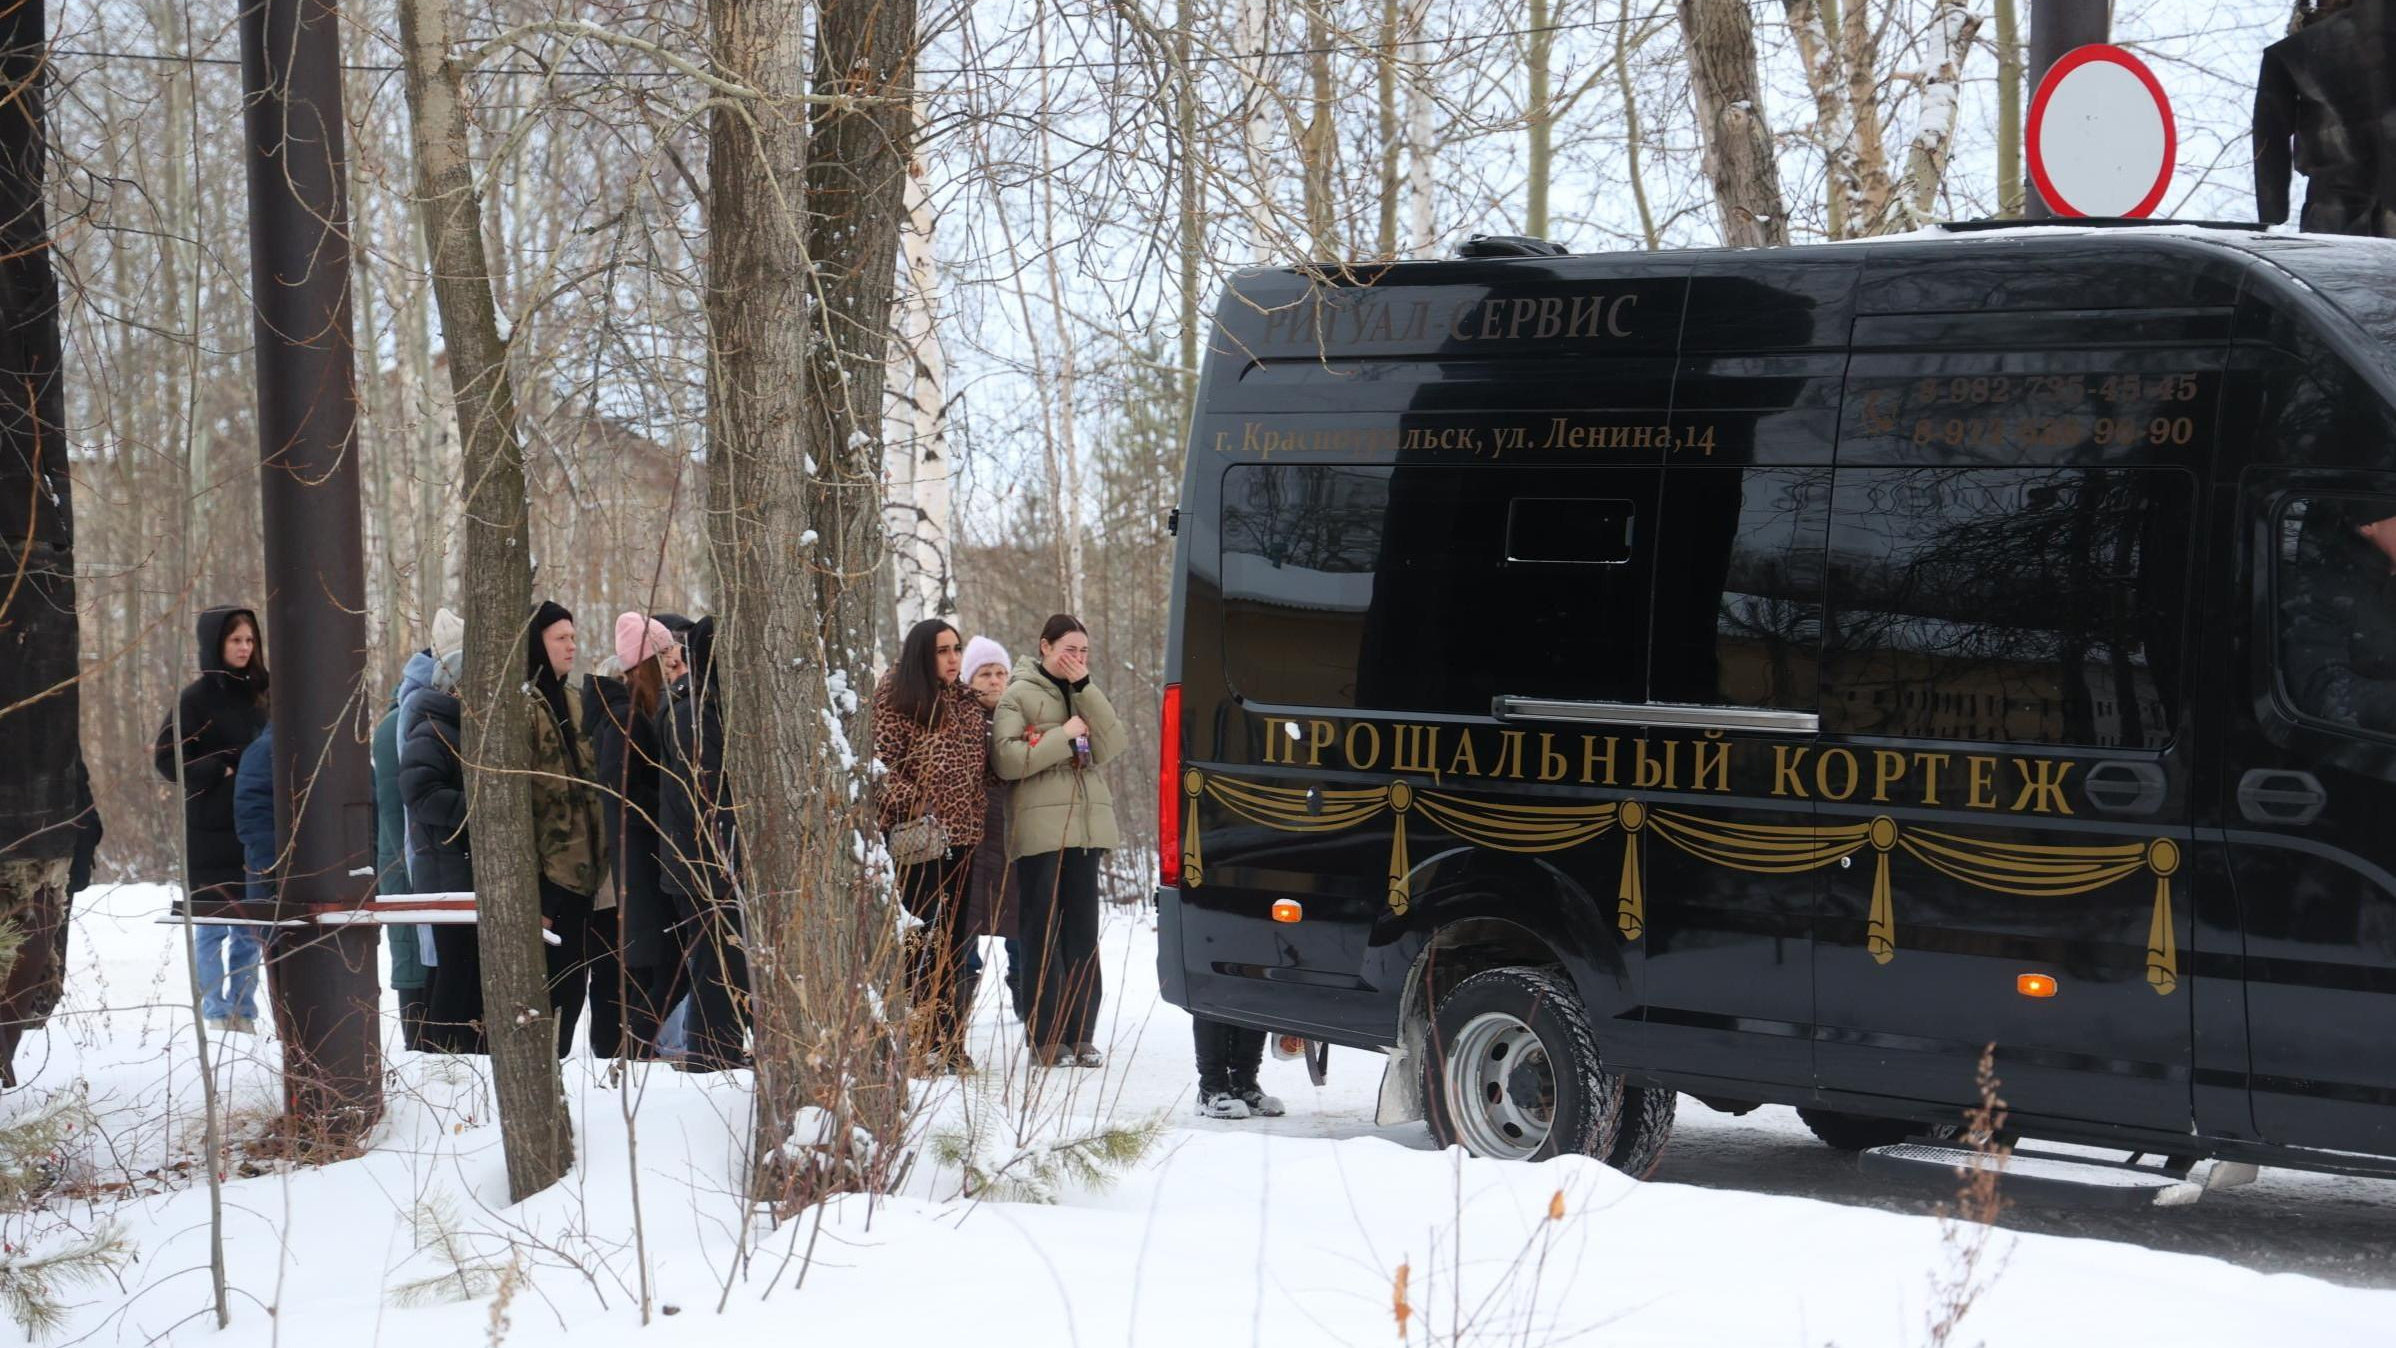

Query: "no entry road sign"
left=2028, top=44, right=2177, bottom=218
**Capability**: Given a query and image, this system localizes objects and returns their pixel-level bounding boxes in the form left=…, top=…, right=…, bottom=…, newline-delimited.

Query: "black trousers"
left=540, top=879, right=593, bottom=1060
left=672, top=885, right=750, bottom=1069
left=583, top=910, right=676, bottom=1059
left=899, top=848, right=976, bottom=1057
left=423, top=922, right=486, bottom=1054
left=1193, top=1016, right=1267, bottom=1094
left=397, top=985, right=433, bottom=1052
left=1014, top=848, right=1103, bottom=1049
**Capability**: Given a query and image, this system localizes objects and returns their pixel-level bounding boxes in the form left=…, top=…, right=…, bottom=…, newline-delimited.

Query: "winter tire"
left=1604, top=1084, right=1678, bottom=1179
left=1425, top=967, right=1622, bottom=1162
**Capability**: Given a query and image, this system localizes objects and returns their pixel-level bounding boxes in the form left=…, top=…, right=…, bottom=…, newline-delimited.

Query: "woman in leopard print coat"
left=873, top=618, right=991, bottom=1073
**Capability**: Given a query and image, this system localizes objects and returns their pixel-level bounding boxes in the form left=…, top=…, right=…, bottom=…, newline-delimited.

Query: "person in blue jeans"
left=216, top=728, right=280, bottom=1034
left=154, top=606, right=268, bottom=1035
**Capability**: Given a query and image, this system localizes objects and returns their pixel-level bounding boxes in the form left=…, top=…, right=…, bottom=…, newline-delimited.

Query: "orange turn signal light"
left=1271, top=899, right=1304, bottom=924
left=2017, top=973, right=2058, bottom=998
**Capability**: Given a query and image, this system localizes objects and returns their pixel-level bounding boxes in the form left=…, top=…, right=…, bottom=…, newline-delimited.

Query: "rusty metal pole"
left=2025, top=0, right=2112, bottom=217
left=239, top=0, right=383, bottom=1137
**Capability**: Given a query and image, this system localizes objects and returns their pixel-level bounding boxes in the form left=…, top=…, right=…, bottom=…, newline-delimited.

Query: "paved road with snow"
left=1080, top=909, right=2396, bottom=1288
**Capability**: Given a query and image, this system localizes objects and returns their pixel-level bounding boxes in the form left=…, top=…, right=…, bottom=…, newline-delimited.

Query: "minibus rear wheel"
left=1425, top=967, right=1621, bottom=1163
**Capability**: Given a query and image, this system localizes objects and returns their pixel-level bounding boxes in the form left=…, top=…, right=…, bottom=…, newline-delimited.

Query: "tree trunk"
left=1034, top=7, right=1086, bottom=611
left=1178, top=0, right=1205, bottom=400
left=1617, top=0, right=1660, bottom=249
left=1677, top=0, right=1791, bottom=247
left=1784, top=0, right=1862, bottom=238
left=398, top=0, right=572, bottom=1205
left=1838, top=0, right=1892, bottom=224
left=1238, top=0, right=1276, bottom=262
left=1375, top=0, right=1399, bottom=258
left=708, top=0, right=915, bottom=1200
left=1402, top=0, right=1435, bottom=254
left=1995, top=0, right=2023, bottom=217
left=1525, top=0, right=1552, bottom=239
left=1302, top=1, right=1338, bottom=261
left=1883, top=0, right=1981, bottom=232
left=887, top=145, right=952, bottom=631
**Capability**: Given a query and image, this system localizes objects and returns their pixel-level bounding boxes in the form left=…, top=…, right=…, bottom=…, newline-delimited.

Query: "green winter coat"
left=527, top=684, right=607, bottom=896
left=992, top=654, right=1128, bottom=861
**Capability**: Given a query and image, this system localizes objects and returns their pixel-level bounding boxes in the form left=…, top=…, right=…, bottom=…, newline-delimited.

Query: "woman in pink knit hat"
left=580, top=612, right=687, bottom=1059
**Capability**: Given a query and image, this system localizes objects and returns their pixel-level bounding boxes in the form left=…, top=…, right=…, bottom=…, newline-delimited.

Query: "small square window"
left=1506, top=498, right=1635, bottom=565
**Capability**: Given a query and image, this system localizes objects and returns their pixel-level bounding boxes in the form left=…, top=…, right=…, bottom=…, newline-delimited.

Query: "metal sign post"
left=238, top=0, right=383, bottom=1139
left=2024, top=0, right=2112, bottom=219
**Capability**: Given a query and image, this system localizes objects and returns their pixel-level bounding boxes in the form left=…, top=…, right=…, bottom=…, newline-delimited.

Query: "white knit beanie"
left=961, top=635, right=1011, bottom=684
left=430, top=607, right=466, bottom=661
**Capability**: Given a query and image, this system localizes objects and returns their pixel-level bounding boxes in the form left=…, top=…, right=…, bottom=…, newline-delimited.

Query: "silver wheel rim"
left=1443, top=1011, right=1556, bottom=1160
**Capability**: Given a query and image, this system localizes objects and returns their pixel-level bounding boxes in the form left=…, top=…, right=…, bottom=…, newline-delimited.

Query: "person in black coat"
left=153, top=606, right=270, bottom=1031
left=153, top=607, right=269, bottom=905
left=583, top=613, right=685, bottom=1058
left=399, top=652, right=484, bottom=1053
left=656, top=616, right=747, bottom=1070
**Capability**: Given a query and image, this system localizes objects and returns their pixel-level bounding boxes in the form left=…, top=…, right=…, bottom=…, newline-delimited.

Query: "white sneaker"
left=1196, top=1090, right=1251, bottom=1120
left=1235, top=1085, right=1285, bottom=1118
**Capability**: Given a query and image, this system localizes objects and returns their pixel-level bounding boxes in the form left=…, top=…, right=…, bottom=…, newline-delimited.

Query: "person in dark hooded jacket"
left=154, top=607, right=270, bottom=902
left=401, top=650, right=483, bottom=1053
left=582, top=613, right=684, bottom=1058
left=154, top=606, right=270, bottom=1031
left=525, top=601, right=607, bottom=1059
left=656, top=616, right=748, bottom=1070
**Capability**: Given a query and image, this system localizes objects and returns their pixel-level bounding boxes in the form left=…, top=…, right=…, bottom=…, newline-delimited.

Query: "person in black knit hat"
left=524, top=601, right=608, bottom=1057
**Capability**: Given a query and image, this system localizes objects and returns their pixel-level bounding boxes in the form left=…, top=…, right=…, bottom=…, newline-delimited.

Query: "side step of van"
left=1859, top=1141, right=2262, bottom=1209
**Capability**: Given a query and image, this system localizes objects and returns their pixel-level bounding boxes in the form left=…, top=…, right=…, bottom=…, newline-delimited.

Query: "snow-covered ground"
left=10, top=882, right=2396, bottom=1346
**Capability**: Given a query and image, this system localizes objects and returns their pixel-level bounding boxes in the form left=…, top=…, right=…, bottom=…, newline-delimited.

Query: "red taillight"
left=1159, top=683, right=1183, bottom=887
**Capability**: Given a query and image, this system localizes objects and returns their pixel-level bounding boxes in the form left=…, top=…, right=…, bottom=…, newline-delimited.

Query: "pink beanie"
left=614, top=612, right=674, bottom=671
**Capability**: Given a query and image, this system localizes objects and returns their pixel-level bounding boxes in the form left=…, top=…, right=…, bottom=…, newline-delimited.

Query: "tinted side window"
left=1650, top=468, right=1829, bottom=710
left=2272, top=494, right=2396, bottom=739
left=1220, top=464, right=1658, bottom=714
left=1822, top=468, right=2191, bottom=748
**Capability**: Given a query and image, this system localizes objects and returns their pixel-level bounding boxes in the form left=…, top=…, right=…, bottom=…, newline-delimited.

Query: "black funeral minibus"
left=1156, top=224, right=2396, bottom=1187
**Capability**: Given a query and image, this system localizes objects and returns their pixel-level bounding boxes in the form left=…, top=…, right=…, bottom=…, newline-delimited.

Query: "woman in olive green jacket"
left=992, top=615, right=1127, bottom=1066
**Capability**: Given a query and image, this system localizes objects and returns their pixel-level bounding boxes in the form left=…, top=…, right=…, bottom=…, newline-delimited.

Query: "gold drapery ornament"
left=1180, top=772, right=2184, bottom=993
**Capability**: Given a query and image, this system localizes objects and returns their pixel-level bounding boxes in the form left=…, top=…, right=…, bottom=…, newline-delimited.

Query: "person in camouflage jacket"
left=527, top=600, right=607, bottom=1057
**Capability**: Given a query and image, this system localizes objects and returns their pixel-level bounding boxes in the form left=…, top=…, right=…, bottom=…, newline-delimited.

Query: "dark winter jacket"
left=587, top=673, right=672, bottom=968
left=965, top=781, right=1016, bottom=939
left=373, top=665, right=429, bottom=988
left=391, top=650, right=440, bottom=866
left=658, top=617, right=736, bottom=901
left=235, top=728, right=276, bottom=906
left=2252, top=5, right=2396, bottom=227
left=67, top=757, right=101, bottom=898
left=526, top=606, right=606, bottom=897
left=399, top=688, right=474, bottom=895
left=153, top=607, right=270, bottom=897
